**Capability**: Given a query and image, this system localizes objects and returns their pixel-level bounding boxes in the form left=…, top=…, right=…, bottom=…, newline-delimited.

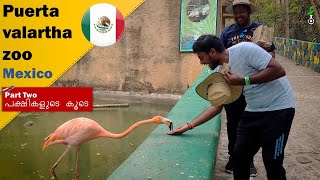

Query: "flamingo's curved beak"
left=161, top=117, right=173, bottom=131
left=167, top=121, right=173, bottom=131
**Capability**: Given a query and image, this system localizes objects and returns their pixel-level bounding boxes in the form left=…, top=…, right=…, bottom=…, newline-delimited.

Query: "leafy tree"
left=250, top=0, right=319, bottom=42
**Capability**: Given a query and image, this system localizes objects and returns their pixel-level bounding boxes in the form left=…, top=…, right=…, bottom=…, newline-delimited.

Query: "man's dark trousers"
left=224, top=94, right=247, bottom=157
left=233, top=108, right=295, bottom=180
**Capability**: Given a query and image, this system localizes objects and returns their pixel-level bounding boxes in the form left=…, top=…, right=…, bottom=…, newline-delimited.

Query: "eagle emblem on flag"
left=94, top=16, right=113, bottom=33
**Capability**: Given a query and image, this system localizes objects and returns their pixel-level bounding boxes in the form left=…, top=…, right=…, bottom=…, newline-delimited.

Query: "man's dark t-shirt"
left=220, top=22, right=276, bottom=52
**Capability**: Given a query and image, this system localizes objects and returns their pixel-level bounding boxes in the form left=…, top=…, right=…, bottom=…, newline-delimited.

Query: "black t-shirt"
left=220, top=22, right=276, bottom=52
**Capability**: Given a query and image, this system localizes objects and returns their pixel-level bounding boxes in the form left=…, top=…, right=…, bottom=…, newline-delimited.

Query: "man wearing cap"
left=221, top=0, right=276, bottom=176
left=222, top=0, right=276, bottom=57
left=168, top=35, right=295, bottom=180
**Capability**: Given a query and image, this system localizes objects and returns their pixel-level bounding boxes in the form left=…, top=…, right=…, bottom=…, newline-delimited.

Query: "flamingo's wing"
left=62, top=118, right=104, bottom=146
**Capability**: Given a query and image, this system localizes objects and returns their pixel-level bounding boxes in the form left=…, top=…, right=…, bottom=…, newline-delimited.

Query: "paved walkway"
left=214, top=54, right=320, bottom=180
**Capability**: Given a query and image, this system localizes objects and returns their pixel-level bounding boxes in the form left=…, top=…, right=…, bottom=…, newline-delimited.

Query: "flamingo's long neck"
left=99, top=119, right=155, bottom=138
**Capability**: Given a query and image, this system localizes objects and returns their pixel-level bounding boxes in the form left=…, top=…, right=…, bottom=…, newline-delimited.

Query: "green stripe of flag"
left=82, top=9, right=90, bottom=42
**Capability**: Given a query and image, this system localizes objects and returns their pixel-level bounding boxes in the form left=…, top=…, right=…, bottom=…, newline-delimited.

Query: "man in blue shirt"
left=168, top=35, right=295, bottom=180
left=220, top=0, right=276, bottom=176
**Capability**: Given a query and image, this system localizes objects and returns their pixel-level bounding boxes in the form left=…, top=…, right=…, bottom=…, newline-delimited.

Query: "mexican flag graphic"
left=81, top=3, right=125, bottom=47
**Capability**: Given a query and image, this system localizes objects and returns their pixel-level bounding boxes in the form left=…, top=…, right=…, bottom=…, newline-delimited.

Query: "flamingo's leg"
left=75, top=148, right=80, bottom=180
left=51, top=146, right=72, bottom=180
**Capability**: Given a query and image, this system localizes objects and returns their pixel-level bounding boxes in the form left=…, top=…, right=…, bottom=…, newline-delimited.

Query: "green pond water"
left=0, top=99, right=174, bottom=180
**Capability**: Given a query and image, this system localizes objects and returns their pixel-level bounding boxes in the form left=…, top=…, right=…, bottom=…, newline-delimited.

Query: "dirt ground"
left=214, top=54, right=320, bottom=180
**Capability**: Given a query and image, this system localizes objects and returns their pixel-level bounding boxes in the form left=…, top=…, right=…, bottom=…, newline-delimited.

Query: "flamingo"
left=42, top=116, right=173, bottom=180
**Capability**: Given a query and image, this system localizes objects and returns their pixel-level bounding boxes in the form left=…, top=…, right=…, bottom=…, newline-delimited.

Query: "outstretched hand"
left=167, top=124, right=189, bottom=135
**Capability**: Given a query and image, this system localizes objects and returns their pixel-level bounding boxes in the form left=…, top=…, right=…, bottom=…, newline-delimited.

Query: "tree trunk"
left=274, top=0, right=278, bottom=36
left=285, top=0, right=290, bottom=38
left=279, top=0, right=286, bottom=37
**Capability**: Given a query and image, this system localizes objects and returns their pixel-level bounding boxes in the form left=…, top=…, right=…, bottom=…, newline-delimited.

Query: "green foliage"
left=288, top=0, right=319, bottom=42
left=249, top=0, right=319, bottom=42
left=289, top=0, right=301, bottom=13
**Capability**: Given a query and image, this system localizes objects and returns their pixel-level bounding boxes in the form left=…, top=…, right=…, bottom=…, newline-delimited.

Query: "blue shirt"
left=228, top=42, right=295, bottom=112
left=220, top=22, right=276, bottom=52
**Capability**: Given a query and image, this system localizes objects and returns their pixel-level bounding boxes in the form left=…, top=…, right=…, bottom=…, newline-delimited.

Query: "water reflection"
left=0, top=100, right=173, bottom=180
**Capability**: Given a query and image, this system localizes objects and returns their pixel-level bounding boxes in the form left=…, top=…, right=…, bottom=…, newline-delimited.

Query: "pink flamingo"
left=42, top=116, right=173, bottom=180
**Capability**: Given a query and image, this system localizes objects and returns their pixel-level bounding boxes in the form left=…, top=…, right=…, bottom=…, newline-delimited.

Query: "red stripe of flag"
left=116, top=8, right=125, bottom=41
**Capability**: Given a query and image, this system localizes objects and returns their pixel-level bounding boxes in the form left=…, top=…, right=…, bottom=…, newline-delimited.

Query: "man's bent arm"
left=250, top=58, right=286, bottom=84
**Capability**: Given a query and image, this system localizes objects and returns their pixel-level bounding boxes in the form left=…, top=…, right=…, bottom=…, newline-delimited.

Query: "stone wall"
left=55, top=0, right=206, bottom=94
